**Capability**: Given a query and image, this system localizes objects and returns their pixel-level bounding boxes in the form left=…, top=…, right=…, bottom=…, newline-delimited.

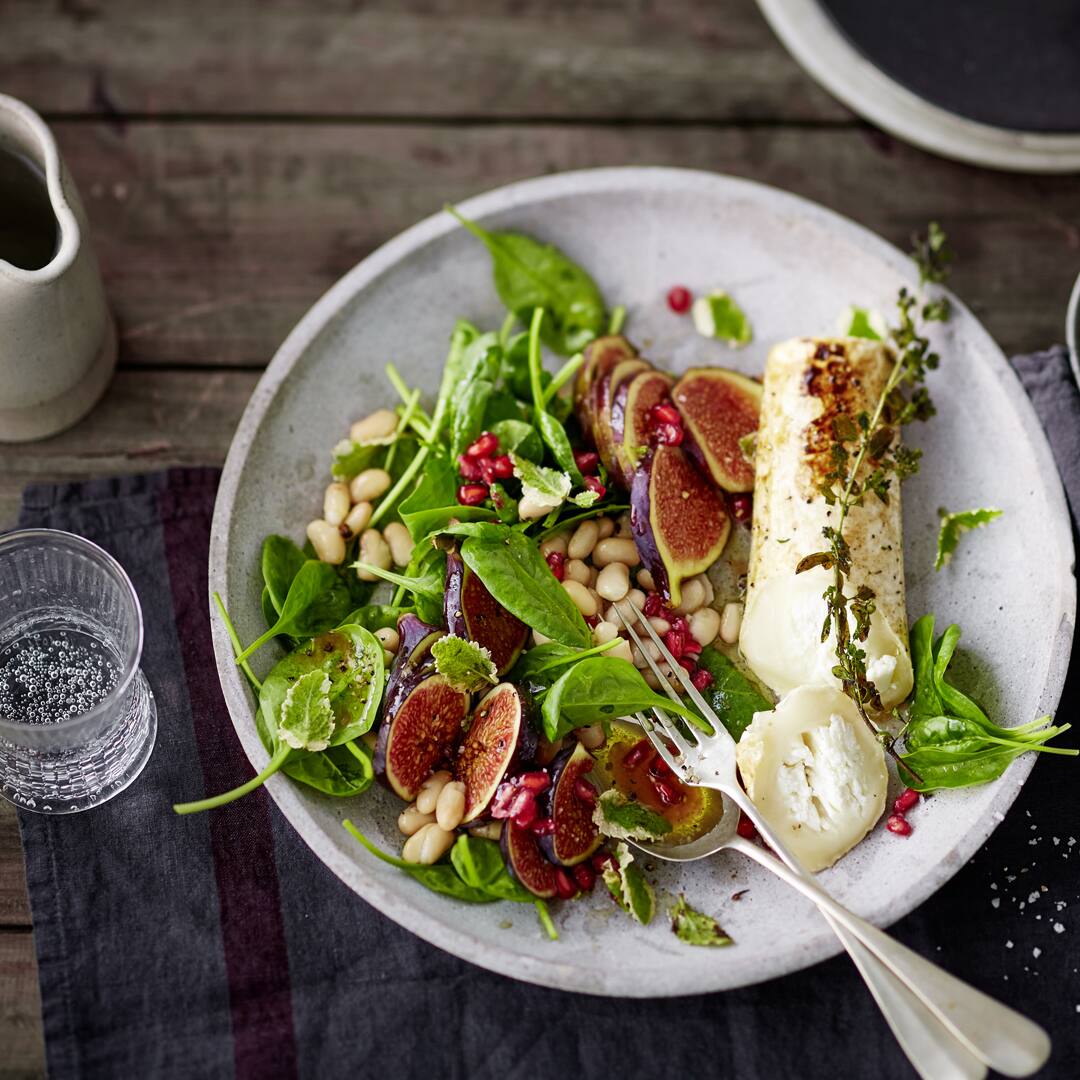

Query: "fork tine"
left=612, top=607, right=699, bottom=760
left=632, top=712, right=686, bottom=777
left=627, top=599, right=729, bottom=736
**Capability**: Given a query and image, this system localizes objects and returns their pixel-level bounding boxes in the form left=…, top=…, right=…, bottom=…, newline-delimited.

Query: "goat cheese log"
left=739, top=337, right=913, bottom=709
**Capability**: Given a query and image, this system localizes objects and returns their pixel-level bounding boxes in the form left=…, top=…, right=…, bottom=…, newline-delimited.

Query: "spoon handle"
left=730, top=835, right=1050, bottom=1078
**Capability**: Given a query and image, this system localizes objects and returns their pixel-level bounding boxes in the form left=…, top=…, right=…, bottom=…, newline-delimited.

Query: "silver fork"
left=614, top=602, right=1051, bottom=1080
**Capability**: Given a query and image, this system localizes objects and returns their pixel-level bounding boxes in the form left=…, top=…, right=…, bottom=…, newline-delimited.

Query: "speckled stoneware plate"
left=209, top=168, right=1076, bottom=996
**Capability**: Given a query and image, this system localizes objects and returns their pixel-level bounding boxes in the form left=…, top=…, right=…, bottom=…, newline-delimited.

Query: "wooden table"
left=2, top=3, right=1079, bottom=1074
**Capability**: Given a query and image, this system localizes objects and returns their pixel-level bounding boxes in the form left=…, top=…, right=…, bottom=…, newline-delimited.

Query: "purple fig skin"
left=455, top=683, right=526, bottom=823
left=443, top=551, right=468, bottom=638
left=500, top=820, right=557, bottom=898
left=397, top=613, right=444, bottom=662
left=615, top=369, right=674, bottom=488
left=445, top=548, right=529, bottom=675
left=629, top=453, right=671, bottom=599
left=539, top=742, right=602, bottom=867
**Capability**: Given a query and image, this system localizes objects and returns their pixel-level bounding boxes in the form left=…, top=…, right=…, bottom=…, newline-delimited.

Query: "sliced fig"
left=574, top=335, right=637, bottom=442
left=444, top=549, right=529, bottom=675
left=592, top=357, right=651, bottom=476
left=374, top=673, right=471, bottom=800
left=672, top=367, right=762, bottom=492
left=630, top=445, right=731, bottom=606
left=614, top=369, right=674, bottom=486
left=501, top=820, right=557, bottom=898
left=382, top=614, right=443, bottom=722
left=539, top=742, right=603, bottom=866
left=456, top=683, right=530, bottom=822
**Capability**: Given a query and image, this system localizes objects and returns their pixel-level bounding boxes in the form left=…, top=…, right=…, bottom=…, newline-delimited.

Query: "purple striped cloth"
left=15, top=347, right=1080, bottom=1079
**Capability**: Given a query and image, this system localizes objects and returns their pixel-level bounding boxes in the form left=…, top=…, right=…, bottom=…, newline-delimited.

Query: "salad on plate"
left=175, top=212, right=1074, bottom=944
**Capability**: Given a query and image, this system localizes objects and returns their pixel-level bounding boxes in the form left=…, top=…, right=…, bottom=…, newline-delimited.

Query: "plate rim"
left=756, top=0, right=1080, bottom=174
left=209, top=165, right=1076, bottom=996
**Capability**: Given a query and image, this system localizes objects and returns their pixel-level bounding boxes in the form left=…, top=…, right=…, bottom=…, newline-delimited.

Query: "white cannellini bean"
left=576, top=724, right=606, bottom=750
left=643, top=668, right=661, bottom=690
left=402, top=822, right=455, bottom=865
left=595, top=516, right=615, bottom=540
left=416, top=770, right=452, bottom=815
left=609, top=638, right=635, bottom=665
left=606, top=588, right=646, bottom=626
left=565, top=558, right=591, bottom=585
left=355, top=528, right=392, bottom=580
left=350, top=468, right=392, bottom=504
left=382, top=521, right=414, bottom=566
left=567, top=520, right=600, bottom=560
left=615, top=512, right=634, bottom=537
left=350, top=409, right=398, bottom=444
left=467, top=821, right=503, bottom=842
left=323, top=482, right=351, bottom=527
left=306, top=519, right=345, bottom=565
left=693, top=572, right=715, bottom=606
left=637, top=568, right=655, bottom=591
left=539, top=533, right=569, bottom=558
left=690, top=607, right=722, bottom=647
left=343, top=500, right=372, bottom=537
left=592, top=537, right=640, bottom=567
left=375, top=627, right=400, bottom=653
left=720, top=602, right=744, bottom=645
left=673, top=577, right=706, bottom=614
left=631, top=645, right=647, bottom=668
left=648, top=616, right=672, bottom=636
left=592, top=620, right=620, bottom=645
left=398, top=803, right=435, bottom=836
left=435, top=780, right=467, bottom=831
left=383, top=649, right=395, bottom=667
left=643, top=639, right=662, bottom=662
left=596, top=561, right=630, bottom=602
left=562, top=579, right=598, bottom=618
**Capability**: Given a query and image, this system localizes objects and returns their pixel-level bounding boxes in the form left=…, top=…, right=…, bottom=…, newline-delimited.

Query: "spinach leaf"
left=526, top=308, right=583, bottom=483
left=460, top=529, right=590, bottom=647
left=449, top=207, right=607, bottom=356
left=331, top=439, right=387, bottom=482
left=451, top=837, right=538, bottom=903
left=935, top=507, right=1002, bottom=571
left=540, top=655, right=711, bottom=741
left=262, top=534, right=307, bottom=614
left=490, top=418, right=543, bottom=462
left=344, top=603, right=415, bottom=632
left=428, top=320, right=479, bottom=441
left=693, top=647, right=772, bottom=741
left=283, top=740, right=374, bottom=797
left=398, top=450, right=492, bottom=542
left=236, top=560, right=355, bottom=663
left=260, top=585, right=282, bottom=638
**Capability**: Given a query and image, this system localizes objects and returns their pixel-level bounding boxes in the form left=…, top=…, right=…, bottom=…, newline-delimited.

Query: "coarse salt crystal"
left=1054, top=923, right=1066, bottom=934
left=1033, top=947, right=1042, bottom=958
left=991, top=898, right=1000, bottom=909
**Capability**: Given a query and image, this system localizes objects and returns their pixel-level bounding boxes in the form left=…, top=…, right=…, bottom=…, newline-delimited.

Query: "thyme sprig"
left=796, top=224, right=954, bottom=745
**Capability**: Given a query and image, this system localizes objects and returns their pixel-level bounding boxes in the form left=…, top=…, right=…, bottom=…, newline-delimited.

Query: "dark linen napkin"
left=15, top=349, right=1080, bottom=1080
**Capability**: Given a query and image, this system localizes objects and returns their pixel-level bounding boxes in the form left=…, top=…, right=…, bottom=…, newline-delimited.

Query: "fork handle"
left=729, top=835, right=1050, bottom=1078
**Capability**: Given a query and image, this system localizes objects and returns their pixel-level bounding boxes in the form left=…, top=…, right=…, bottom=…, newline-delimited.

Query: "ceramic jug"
left=0, top=93, right=115, bottom=442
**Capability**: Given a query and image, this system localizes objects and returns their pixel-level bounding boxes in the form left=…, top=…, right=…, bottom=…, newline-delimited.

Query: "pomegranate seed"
left=682, top=638, right=702, bottom=656
left=736, top=814, right=757, bottom=840
left=554, top=868, right=579, bottom=900
left=894, top=788, right=920, bottom=814
left=887, top=814, right=913, bottom=836
left=574, top=450, right=600, bottom=473
left=457, top=454, right=485, bottom=481
left=509, top=788, right=538, bottom=827
left=691, top=668, right=714, bottom=691
left=678, top=657, right=697, bottom=673
left=491, top=454, right=514, bottom=479
left=457, top=483, right=488, bottom=506
left=479, top=458, right=498, bottom=485
left=584, top=475, right=607, bottom=499
left=648, top=755, right=675, bottom=780
left=667, top=285, right=692, bottom=314
left=518, top=771, right=551, bottom=794
left=731, top=494, right=753, bottom=522
left=653, top=422, right=684, bottom=446
left=529, top=817, right=556, bottom=836
left=669, top=615, right=689, bottom=635
left=574, top=777, right=598, bottom=805
left=664, top=627, right=685, bottom=659
left=584, top=613, right=600, bottom=629
left=651, top=402, right=682, bottom=426
left=652, top=778, right=682, bottom=806
left=623, top=738, right=654, bottom=770
left=643, top=592, right=664, bottom=617
left=572, top=863, right=596, bottom=891
left=465, top=431, right=499, bottom=458
left=591, top=851, right=616, bottom=873
left=490, top=782, right=516, bottom=818
left=546, top=551, right=566, bottom=581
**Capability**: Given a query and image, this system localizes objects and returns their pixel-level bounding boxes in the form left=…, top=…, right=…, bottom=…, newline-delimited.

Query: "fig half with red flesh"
left=501, top=820, right=557, bottom=898
left=382, top=614, right=444, bottom=723
left=630, top=445, right=731, bottom=607
left=444, top=550, right=529, bottom=675
left=614, top=369, right=674, bottom=486
left=539, top=742, right=603, bottom=866
left=672, top=367, right=762, bottom=492
left=374, top=673, right=471, bottom=801
left=456, top=683, right=529, bottom=823
left=574, top=335, right=637, bottom=444
left=592, top=357, right=651, bottom=476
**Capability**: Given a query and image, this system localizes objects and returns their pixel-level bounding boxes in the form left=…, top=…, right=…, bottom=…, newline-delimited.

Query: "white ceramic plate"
left=209, top=168, right=1075, bottom=996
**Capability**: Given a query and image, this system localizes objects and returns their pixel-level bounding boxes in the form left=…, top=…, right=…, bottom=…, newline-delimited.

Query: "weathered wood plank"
left=0, top=934, right=44, bottom=1079
left=0, top=369, right=258, bottom=529
left=51, top=121, right=1080, bottom=371
left=1, top=0, right=844, bottom=122
left=0, top=803, right=29, bottom=928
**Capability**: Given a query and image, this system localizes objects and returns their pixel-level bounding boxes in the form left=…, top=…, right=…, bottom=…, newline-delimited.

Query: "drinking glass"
left=0, top=529, right=157, bottom=813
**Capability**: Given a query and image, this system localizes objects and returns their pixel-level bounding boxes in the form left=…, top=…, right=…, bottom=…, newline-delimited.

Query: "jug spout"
left=0, top=93, right=116, bottom=442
